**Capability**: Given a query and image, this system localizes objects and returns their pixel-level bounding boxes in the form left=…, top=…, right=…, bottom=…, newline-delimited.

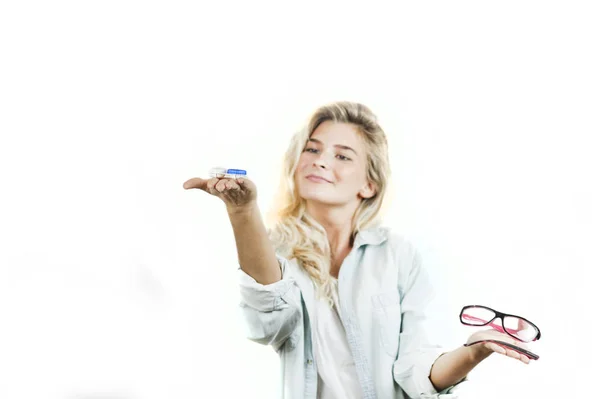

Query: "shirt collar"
left=353, top=225, right=389, bottom=248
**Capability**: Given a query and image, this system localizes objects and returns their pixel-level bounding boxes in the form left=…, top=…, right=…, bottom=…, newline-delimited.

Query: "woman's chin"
left=300, top=194, right=342, bottom=206
left=299, top=188, right=329, bottom=200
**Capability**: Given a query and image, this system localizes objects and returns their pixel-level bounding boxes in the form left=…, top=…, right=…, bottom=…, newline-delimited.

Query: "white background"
left=1, top=1, right=598, bottom=398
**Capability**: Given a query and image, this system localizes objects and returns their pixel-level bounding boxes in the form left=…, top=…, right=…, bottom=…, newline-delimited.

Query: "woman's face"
left=294, top=121, right=375, bottom=207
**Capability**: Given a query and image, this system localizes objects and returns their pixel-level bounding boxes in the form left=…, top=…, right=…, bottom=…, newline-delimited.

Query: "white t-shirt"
left=313, top=279, right=362, bottom=399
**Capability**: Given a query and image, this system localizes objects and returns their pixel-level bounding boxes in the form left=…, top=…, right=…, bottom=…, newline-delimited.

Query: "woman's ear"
left=359, top=181, right=376, bottom=199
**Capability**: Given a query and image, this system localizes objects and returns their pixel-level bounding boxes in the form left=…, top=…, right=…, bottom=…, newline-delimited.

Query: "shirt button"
left=307, top=359, right=313, bottom=365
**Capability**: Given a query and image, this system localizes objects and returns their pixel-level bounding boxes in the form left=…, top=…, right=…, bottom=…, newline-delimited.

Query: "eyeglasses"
left=459, top=305, right=541, bottom=343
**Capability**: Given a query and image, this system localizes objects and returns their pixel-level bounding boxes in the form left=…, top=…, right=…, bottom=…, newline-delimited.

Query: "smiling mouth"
left=306, top=175, right=331, bottom=183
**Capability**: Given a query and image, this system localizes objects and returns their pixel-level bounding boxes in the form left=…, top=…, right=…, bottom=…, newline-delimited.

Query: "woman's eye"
left=304, top=148, right=351, bottom=161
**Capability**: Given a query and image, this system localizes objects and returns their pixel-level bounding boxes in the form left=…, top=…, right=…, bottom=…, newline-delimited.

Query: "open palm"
left=466, top=329, right=533, bottom=364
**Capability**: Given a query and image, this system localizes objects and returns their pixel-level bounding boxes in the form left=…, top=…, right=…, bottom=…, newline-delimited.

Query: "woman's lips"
left=306, top=175, right=331, bottom=183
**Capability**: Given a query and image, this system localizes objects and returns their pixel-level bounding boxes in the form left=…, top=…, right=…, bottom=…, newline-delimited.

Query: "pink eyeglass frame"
left=459, top=305, right=541, bottom=342
left=460, top=305, right=541, bottom=361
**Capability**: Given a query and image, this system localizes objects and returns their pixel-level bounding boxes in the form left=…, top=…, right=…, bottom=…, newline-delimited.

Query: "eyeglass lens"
left=461, top=306, right=538, bottom=342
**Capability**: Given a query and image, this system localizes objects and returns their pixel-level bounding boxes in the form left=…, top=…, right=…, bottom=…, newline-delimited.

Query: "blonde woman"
left=183, top=102, right=532, bottom=399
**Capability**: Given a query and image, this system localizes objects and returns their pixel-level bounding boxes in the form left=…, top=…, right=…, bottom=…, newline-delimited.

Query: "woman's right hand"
left=183, top=176, right=258, bottom=214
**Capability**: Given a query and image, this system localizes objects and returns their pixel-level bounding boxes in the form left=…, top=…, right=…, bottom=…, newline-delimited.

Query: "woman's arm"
left=430, top=330, right=533, bottom=391
left=392, top=243, right=471, bottom=397
left=228, top=202, right=282, bottom=285
left=183, top=175, right=282, bottom=284
left=429, top=344, right=492, bottom=391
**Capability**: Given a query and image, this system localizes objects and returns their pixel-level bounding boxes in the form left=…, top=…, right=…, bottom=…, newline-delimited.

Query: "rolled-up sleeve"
left=237, top=253, right=302, bottom=351
left=393, top=247, right=467, bottom=398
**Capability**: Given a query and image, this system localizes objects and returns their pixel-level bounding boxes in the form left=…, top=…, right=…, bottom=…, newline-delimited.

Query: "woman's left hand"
left=466, top=329, right=531, bottom=364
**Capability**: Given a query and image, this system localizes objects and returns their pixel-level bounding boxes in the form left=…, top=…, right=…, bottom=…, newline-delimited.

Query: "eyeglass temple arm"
left=464, top=339, right=539, bottom=360
left=462, top=314, right=520, bottom=335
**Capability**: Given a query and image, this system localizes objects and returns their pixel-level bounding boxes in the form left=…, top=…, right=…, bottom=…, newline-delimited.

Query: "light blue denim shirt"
left=238, top=226, right=467, bottom=398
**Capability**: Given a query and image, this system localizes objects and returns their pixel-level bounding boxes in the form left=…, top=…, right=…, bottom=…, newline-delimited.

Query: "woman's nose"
left=313, top=149, right=333, bottom=167
left=313, top=158, right=330, bottom=169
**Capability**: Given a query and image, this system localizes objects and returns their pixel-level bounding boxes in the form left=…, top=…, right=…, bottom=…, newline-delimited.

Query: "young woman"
left=183, top=102, right=531, bottom=399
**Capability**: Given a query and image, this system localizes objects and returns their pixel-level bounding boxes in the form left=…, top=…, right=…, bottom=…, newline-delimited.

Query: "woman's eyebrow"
left=307, top=138, right=357, bottom=155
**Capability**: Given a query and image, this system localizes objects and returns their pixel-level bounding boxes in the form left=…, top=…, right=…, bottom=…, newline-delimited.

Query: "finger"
left=491, top=342, right=530, bottom=363
left=206, top=177, right=230, bottom=199
left=219, top=180, right=241, bottom=198
left=206, top=177, right=223, bottom=195
left=214, top=178, right=243, bottom=194
left=238, top=177, right=255, bottom=188
left=235, top=178, right=250, bottom=192
left=225, top=180, right=242, bottom=191
left=183, top=178, right=208, bottom=191
left=485, top=342, right=506, bottom=355
left=505, top=349, right=522, bottom=360
left=215, top=178, right=232, bottom=193
left=508, top=340, right=530, bottom=352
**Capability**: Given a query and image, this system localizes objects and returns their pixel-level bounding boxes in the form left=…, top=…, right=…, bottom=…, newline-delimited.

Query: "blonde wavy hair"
left=265, top=101, right=393, bottom=306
